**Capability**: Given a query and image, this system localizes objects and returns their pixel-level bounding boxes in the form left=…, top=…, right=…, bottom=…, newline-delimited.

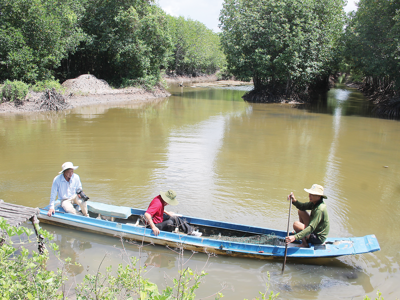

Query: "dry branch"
left=37, top=88, right=70, bottom=111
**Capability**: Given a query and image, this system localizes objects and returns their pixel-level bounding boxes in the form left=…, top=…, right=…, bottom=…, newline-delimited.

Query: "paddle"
left=282, top=194, right=292, bottom=274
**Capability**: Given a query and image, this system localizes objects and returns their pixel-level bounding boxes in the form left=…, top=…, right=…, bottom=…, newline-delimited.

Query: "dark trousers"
left=154, top=215, right=193, bottom=234
left=154, top=215, right=178, bottom=232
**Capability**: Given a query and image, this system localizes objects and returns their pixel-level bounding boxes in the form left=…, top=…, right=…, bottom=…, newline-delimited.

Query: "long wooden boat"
left=38, top=201, right=380, bottom=259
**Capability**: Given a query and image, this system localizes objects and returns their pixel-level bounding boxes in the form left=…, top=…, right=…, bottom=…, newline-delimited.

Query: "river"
left=0, top=84, right=399, bottom=299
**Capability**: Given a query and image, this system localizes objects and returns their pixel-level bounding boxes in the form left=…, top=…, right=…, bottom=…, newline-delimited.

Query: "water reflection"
left=323, top=88, right=349, bottom=237
left=295, top=85, right=375, bottom=117
left=54, top=233, right=91, bottom=275
left=151, top=114, right=226, bottom=214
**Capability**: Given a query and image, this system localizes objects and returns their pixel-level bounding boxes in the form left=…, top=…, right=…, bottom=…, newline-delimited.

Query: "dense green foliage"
left=344, top=0, right=400, bottom=90
left=167, top=16, right=226, bottom=76
left=341, top=0, right=400, bottom=117
left=0, top=0, right=86, bottom=83
left=1, top=80, right=29, bottom=102
left=219, top=0, right=345, bottom=101
left=58, top=0, right=172, bottom=85
left=0, top=0, right=226, bottom=88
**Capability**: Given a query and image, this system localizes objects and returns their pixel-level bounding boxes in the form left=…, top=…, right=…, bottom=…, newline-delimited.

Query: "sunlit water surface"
left=1, top=84, right=400, bottom=299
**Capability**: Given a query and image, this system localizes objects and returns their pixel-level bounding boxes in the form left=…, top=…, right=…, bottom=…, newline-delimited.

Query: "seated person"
left=285, top=184, right=330, bottom=247
left=47, top=162, right=89, bottom=217
left=144, top=190, right=201, bottom=237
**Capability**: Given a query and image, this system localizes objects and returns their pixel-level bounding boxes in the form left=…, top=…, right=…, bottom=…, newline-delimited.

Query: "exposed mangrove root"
left=242, top=89, right=288, bottom=103
left=243, top=77, right=330, bottom=103
left=373, top=96, right=400, bottom=119
left=357, top=79, right=400, bottom=119
left=242, top=88, right=312, bottom=103
left=37, top=88, right=70, bottom=111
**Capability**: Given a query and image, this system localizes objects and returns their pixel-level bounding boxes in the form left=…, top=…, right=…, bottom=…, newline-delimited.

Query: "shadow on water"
left=175, top=84, right=380, bottom=120
left=168, top=86, right=252, bottom=101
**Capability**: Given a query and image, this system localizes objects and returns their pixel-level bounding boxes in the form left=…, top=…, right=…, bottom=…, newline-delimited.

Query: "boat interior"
left=87, top=209, right=285, bottom=245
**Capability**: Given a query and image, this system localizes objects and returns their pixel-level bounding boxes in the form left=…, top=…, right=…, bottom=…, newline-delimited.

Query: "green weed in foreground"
left=245, top=272, right=279, bottom=300
left=0, top=217, right=67, bottom=299
left=0, top=217, right=223, bottom=299
left=75, top=259, right=216, bottom=300
left=364, top=290, right=384, bottom=300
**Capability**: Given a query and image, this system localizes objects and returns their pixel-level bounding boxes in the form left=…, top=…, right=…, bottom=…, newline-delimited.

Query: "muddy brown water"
left=1, top=84, right=400, bottom=299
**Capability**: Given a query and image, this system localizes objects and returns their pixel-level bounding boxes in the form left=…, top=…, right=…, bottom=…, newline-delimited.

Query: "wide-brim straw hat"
left=59, top=162, right=79, bottom=174
left=160, top=190, right=179, bottom=206
left=304, top=184, right=327, bottom=199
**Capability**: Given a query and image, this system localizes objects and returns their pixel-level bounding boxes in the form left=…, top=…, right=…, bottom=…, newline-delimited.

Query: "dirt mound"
left=62, top=74, right=112, bottom=94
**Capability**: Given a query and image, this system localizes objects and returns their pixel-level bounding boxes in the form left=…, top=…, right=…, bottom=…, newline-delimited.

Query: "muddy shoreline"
left=0, top=85, right=170, bottom=115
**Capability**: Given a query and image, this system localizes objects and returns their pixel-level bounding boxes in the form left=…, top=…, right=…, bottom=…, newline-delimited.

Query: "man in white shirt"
left=47, top=162, right=89, bottom=217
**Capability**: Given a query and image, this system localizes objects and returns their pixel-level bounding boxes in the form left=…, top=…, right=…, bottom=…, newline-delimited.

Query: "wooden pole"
left=282, top=197, right=292, bottom=274
left=30, top=215, right=46, bottom=254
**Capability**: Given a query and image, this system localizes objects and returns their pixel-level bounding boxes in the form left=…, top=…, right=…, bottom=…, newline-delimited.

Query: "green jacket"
left=293, top=200, right=330, bottom=243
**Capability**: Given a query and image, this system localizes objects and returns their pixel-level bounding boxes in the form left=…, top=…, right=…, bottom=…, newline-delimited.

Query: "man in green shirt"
left=285, top=184, right=330, bottom=247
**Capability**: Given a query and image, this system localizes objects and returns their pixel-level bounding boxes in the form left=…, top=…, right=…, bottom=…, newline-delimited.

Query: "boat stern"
left=356, top=234, right=381, bottom=253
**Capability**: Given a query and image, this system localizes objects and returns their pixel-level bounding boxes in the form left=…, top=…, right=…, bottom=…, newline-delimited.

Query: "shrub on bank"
left=120, top=75, right=160, bottom=91
left=216, top=67, right=233, bottom=81
left=32, top=80, right=65, bottom=93
left=1, top=80, right=29, bottom=103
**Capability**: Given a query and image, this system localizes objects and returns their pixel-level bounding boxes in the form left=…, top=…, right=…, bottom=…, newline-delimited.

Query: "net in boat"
left=207, top=233, right=285, bottom=246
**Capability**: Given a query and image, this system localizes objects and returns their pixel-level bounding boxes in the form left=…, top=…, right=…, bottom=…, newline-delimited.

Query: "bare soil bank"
left=0, top=74, right=170, bottom=114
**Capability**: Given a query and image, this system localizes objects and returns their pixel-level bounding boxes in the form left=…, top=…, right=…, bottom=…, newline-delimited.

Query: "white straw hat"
left=59, top=162, right=79, bottom=174
left=304, top=184, right=327, bottom=199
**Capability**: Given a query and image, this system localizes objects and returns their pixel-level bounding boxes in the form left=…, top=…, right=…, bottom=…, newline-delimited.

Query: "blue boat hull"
left=38, top=201, right=380, bottom=259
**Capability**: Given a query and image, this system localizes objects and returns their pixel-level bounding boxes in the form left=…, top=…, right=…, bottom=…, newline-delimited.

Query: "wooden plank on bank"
left=0, top=199, right=40, bottom=227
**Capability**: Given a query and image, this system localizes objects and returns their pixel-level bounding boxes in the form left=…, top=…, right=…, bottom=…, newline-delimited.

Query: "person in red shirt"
left=144, top=190, right=202, bottom=237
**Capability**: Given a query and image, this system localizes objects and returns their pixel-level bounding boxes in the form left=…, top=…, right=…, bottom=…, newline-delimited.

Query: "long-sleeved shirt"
left=49, top=173, right=82, bottom=209
left=293, top=199, right=330, bottom=243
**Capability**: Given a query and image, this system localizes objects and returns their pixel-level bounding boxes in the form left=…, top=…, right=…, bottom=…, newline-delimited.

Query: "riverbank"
left=0, top=74, right=171, bottom=114
left=0, top=74, right=252, bottom=114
